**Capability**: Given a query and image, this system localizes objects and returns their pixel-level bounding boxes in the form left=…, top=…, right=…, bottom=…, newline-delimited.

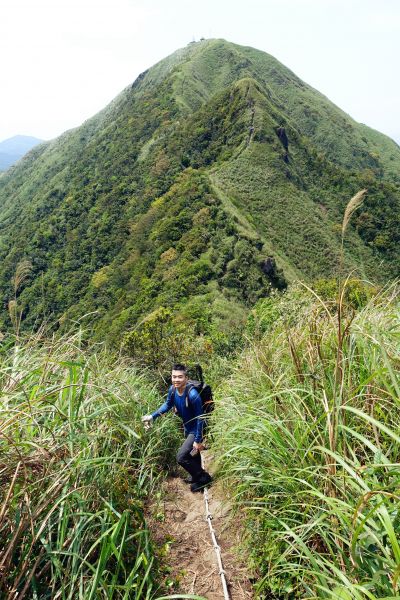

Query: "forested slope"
left=0, top=39, right=398, bottom=347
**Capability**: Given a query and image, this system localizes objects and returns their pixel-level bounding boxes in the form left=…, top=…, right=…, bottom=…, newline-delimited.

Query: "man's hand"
left=141, top=415, right=153, bottom=430
left=193, top=441, right=205, bottom=452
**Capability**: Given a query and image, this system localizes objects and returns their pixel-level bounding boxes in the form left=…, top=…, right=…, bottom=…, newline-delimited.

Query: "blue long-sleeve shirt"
left=151, top=385, right=204, bottom=443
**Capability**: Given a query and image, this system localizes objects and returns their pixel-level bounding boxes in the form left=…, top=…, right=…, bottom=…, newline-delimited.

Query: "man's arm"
left=151, top=387, right=174, bottom=421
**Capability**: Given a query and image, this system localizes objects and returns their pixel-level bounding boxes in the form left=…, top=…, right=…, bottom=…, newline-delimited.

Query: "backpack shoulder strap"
left=185, top=384, right=191, bottom=409
left=186, top=382, right=203, bottom=408
left=168, top=385, right=176, bottom=404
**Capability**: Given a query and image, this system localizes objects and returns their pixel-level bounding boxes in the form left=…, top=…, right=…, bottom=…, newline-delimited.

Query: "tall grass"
left=211, top=283, right=400, bottom=598
left=0, top=331, right=182, bottom=599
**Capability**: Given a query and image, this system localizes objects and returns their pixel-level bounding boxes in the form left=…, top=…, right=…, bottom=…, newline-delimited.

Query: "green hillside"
left=0, top=39, right=398, bottom=345
left=213, top=284, right=400, bottom=598
left=1, top=286, right=399, bottom=598
left=0, top=333, right=181, bottom=598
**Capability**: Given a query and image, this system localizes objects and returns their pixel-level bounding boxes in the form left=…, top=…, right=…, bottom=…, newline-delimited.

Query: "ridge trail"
left=147, top=452, right=253, bottom=599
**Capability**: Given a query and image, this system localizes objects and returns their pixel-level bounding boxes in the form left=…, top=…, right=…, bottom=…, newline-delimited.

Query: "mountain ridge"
left=0, top=134, right=43, bottom=171
left=0, top=39, right=398, bottom=347
left=130, top=39, right=400, bottom=178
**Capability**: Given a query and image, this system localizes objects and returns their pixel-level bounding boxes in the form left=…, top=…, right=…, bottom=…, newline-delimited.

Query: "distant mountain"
left=0, top=39, right=398, bottom=343
left=0, top=135, right=43, bottom=171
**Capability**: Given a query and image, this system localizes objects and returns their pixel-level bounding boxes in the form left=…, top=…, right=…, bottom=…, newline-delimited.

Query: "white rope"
left=201, top=454, right=231, bottom=600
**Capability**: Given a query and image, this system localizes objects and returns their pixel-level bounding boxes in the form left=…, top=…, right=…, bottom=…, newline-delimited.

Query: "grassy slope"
left=212, top=284, right=400, bottom=598
left=147, top=39, right=400, bottom=179
left=0, top=39, right=398, bottom=343
left=0, top=332, right=182, bottom=598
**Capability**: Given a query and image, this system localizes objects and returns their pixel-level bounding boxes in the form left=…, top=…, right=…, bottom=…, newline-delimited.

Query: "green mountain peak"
left=0, top=39, right=398, bottom=346
left=136, top=39, right=400, bottom=177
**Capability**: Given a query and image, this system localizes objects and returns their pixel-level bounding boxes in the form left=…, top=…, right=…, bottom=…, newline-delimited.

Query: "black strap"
left=185, top=384, right=190, bottom=408
left=169, top=385, right=175, bottom=406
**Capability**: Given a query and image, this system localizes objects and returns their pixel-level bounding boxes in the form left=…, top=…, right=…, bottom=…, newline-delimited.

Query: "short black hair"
left=172, top=363, right=187, bottom=373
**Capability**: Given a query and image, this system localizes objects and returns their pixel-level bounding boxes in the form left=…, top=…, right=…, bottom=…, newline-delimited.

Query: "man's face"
left=171, top=369, right=188, bottom=390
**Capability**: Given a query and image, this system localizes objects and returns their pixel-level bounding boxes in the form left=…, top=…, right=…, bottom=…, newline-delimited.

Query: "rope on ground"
left=201, top=454, right=231, bottom=600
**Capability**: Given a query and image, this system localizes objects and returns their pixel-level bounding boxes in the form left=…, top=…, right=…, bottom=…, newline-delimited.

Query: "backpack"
left=186, top=365, right=214, bottom=415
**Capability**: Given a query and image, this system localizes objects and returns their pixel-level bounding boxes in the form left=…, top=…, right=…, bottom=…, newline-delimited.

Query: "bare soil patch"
left=147, top=452, right=253, bottom=599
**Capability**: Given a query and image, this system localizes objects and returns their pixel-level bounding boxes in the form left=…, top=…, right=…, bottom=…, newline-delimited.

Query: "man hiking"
left=142, top=363, right=212, bottom=493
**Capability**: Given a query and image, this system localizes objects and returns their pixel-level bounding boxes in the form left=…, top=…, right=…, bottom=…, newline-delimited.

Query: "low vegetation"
left=1, top=277, right=399, bottom=598
left=0, top=331, right=184, bottom=599
left=212, top=282, right=400, bottom=598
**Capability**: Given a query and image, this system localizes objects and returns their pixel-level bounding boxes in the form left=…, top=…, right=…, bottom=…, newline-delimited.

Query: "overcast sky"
left=1, top=0, right=399, bottom=144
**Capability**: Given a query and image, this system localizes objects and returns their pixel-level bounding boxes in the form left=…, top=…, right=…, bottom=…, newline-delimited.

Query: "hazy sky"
left=2, top=0, right=399, bottom=144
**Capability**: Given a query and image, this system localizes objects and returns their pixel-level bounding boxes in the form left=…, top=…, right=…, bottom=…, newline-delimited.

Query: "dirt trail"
left=148, top=452, right=253, bottom=600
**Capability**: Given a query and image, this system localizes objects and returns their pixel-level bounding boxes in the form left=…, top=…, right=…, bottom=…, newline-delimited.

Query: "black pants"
left=176, top=434, right=208, bottom=481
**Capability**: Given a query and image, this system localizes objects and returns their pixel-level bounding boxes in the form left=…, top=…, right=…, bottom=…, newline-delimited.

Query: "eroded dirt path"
left=147, top=452, right=253, bottom=600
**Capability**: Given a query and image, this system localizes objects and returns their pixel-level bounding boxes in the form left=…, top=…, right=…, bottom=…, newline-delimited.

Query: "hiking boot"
left=190, top=473, right=212, bottom=493
left=182, top=475, right=194, bottom=484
